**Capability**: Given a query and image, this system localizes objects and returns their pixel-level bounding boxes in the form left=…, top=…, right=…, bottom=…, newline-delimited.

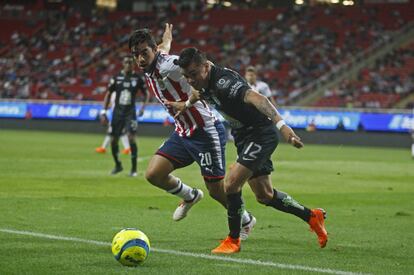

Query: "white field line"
left=0, top=228, right=368, bottom=275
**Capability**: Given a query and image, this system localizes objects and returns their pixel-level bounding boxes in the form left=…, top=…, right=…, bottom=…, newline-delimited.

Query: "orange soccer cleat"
left=122, top=148, right=131, bottom=155
left=309, top=208, right=328, bottom=248
left=211, top=236, right=241, bottom=254
left=95, top=147, right=106, bottom=153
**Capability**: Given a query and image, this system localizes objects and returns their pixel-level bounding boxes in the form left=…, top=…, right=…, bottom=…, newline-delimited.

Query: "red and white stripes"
left=144, top=54, right=216, bottom=137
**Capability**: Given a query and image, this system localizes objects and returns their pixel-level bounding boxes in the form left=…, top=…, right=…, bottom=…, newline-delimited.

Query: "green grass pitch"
left=0, top=129, right=413, bottom=274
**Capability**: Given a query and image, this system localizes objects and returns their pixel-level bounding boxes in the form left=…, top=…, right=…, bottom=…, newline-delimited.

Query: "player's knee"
left=145, top=168, right=159, bottom=184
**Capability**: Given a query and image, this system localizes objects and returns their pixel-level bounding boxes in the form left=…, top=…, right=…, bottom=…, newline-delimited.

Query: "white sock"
left=167, top=179, right=195, bottom=201
left=121, top=135, right=130, bottom=150
left=102, top=135, right=111, bottom=148
left=241, top=210, right=251, bottom=225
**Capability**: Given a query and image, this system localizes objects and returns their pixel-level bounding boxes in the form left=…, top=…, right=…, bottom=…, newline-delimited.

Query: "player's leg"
left=412, top=140, right=414, bottom=158
left=110, top=135, right=123, bottom=174
left=248, top=174, right=328, bottom=248
left=120, top=134, right=130, bottom=154
left=211, top=162, right=251, bottom=254
left=248, top=174, right=312, bottom=221
left=109, top=118, right=124, bottom=174
left=96, top=126, right=111, bottom=153
left=186, top=122, right=255, bottom=237
left=128, top=132, right=137, bottom=176
left=145, top=133, right=203, bottom=220
left=203, top=178, right=255, bottom=239
left=185, top=122, right=227, bottom=208
left=125, top=119, right=138, bottom=176
left=213, top=125, right=277, bottom=254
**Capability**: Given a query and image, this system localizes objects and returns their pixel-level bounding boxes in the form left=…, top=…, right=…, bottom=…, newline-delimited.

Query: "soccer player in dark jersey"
left=169, top=47, right=328, bottom=254
left=100, top=56, right=149, bottom=177
left=128, top=26, right=256, bottom=238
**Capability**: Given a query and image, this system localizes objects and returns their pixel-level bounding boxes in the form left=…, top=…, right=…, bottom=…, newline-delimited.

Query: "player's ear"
left=203, top=61, right=210, bottom=72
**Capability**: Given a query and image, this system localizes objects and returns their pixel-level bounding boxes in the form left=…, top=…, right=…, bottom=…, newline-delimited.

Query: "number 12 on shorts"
left=242, top=142, right=262, bottom=161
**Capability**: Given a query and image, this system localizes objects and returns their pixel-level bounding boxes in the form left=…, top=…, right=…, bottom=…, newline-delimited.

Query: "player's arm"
left=158, top=23, right=173, bottom=54
left=244, top=89, right=303, bottom=148
left=100, top=90, right=111, bottom=125
left=164, top=87, right=201, bottom=118
left=100, top=78, right=116, bottom=125
left=268, top=96, right=277, bottom=107
left=138, top=87, right=150, bottom=117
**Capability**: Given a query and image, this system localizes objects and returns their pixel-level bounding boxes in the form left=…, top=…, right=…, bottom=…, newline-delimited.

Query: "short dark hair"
left=128, top=28, right=157, bottom=50
left=174, top=47, right=207, bottom=68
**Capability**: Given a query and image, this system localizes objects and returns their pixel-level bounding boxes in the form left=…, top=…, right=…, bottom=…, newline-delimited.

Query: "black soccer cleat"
left=110, top=165, right=123, bottom=175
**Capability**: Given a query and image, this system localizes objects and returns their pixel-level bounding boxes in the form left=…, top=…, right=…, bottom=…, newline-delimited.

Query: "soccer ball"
left=111, top=228, right=151, bottom=266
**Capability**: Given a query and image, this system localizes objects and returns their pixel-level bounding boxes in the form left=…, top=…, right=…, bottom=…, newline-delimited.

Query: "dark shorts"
left=110, top=114, right=137, bottom=137
left=156, top=121, right=226, bottom=182
left=232, top=124, right=279, bottom=178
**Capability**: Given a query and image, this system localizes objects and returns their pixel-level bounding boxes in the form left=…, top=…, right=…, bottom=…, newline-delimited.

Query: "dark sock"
left=111, top=142, right=121, bottom=166
left=227, top=192, right=244, bottom=239
left=130, top=142, right=137, bottom=171
left=266, top=189, right=311, bottom=222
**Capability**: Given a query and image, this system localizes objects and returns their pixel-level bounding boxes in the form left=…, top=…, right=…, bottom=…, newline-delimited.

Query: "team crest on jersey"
left=217, top=77, right=232, bottom=89
left=157, top=78, right=166, bottom=90
left=131, top=80, right=137, bottom=87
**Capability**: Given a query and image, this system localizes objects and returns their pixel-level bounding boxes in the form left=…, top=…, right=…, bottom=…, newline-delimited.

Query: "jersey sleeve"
left=159, top=54, right=181, bottom=78
left=215, top=73, right=250, bottom=103
left=108, top=77, right=116, bottom=93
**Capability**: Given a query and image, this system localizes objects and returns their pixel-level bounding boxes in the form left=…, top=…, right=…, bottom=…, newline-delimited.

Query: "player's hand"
left=165, top=101, right=186, bottom=119
left=191, top=87, right=201, bottom=100
left=163, top=23, right=173, bottom=43
left=280, top=126, right=304, bottom=149
left=100, top=114, right=109, bottom=126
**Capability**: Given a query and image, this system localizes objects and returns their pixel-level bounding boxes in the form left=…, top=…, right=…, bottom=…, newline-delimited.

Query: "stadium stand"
left=314, top=42, right=414, bottom=108
left=0, top=1, right=413, bottom=107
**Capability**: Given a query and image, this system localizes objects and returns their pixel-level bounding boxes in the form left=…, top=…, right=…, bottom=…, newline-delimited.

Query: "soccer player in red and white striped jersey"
left=128, top=26, right=255, bottom=236
left=143, top=52, right=216, bottom=138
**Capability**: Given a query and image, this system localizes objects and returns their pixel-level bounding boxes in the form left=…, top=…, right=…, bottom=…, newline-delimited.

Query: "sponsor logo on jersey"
left=123, top=82, right=130, bottom=87
left=230, top=81, right=243, bottom=97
